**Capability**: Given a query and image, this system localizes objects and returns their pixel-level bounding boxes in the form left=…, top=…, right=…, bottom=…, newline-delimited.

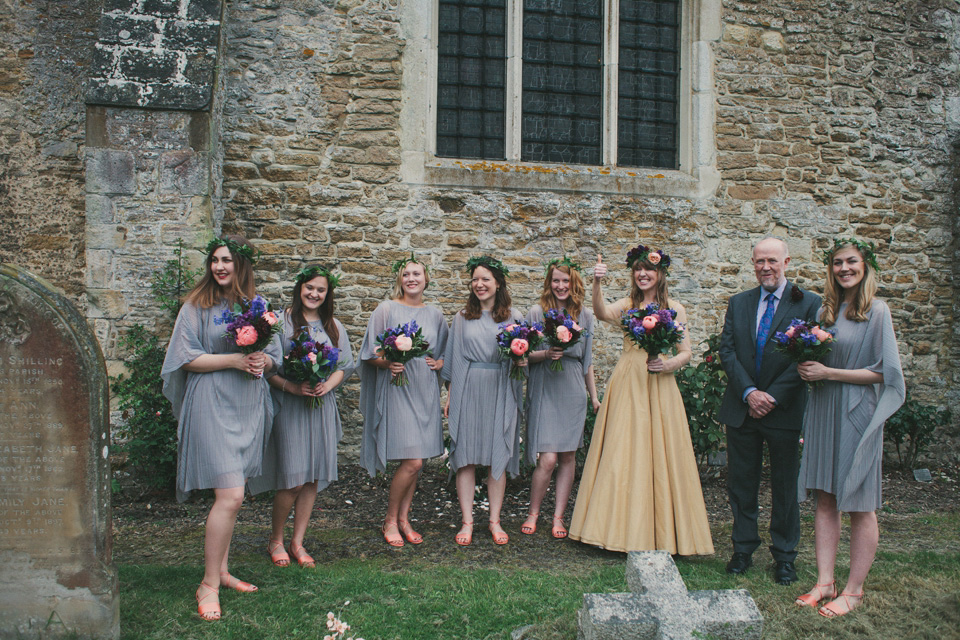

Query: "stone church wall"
left=1, top=1, right=958, bottom=458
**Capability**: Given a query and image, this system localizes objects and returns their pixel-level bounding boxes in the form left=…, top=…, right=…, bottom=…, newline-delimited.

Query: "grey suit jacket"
left=717, top=282, right=821, bottom=432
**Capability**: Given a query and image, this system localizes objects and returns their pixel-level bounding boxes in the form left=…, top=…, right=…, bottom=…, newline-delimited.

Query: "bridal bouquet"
left=773, top=318, right=835, bottom=386
left=496, top=321, right=543, bottom=380
left=217, top=295, right=282, bottom=378
left=620, top=304, right=685, bottom=370
left=541, top=308, right=586, bottom=372
left=283, top=331, right=340, bottom=408
left=376, top=321, right=430, bottom=386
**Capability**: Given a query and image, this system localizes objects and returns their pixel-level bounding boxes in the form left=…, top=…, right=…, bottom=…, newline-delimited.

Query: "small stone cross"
left=578, top=551, right=763, bottom=640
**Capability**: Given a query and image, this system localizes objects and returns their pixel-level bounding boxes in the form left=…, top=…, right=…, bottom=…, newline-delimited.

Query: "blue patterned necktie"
left=755, top=292, right=776, bottom=378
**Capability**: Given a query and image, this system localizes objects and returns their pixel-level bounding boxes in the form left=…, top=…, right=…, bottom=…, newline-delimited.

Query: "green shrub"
left=884, top=394, right=951, bottom=469
left=111, top=240, right=200, bottom=492
left=676, top=334, right=727, bottom=468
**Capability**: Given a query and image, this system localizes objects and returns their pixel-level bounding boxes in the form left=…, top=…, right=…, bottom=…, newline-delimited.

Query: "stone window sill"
left=412, top=157, right=720, bottom=198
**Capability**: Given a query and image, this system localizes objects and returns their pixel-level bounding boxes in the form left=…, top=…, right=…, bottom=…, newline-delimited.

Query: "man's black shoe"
left=725, top=552, right=752, bottom=575
left=774, top=560, right=797, bottom=585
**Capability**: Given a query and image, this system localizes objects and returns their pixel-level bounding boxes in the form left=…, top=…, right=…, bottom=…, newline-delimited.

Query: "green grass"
left=119, top=543, right=960, bottom=639
left=120, top=559, right=626, bottom=639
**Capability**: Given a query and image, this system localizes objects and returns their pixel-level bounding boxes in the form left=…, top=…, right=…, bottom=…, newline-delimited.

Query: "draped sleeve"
left=161, top=302, right=208, bottom=422
left=837, top=300, right=905, bottom=509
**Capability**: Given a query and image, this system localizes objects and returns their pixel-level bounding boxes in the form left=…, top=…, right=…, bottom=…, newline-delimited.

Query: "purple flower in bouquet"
left=772, top=318, right=835, bottom=387
left=216, top=295, right=282, bottom=378
left=376, top=320, right=430, bottom=386
left=620, top=303, right=685, bottom=373
left=541, top=308, right=586, bottom=372
left=284, top=330, right=340, bottom=408
left=496, top=321, right=544, bottom=380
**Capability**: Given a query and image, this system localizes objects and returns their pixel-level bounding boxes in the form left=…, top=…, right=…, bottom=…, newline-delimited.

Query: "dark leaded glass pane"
left=618, top=0, right=680, bottom=168
left=437, top=0, right=507, bottom=160
left=521, top=0, right=603, bottom=165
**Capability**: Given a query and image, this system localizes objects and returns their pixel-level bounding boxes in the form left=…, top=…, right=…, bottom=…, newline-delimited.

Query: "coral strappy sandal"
left=268, top=539, right=290, bottom=567
left=455, top=521, right=474, bottom=546
left=521, top=512, right=539, bottom=535
left=219, top=573, right=258, bottom=593
left=196, top=582, right=221, bottom=621
left=398, top=519, right=423, bottom=545
left=288, top=543, right=316, bottom=568
left=795, top=581, right=836, bottom=608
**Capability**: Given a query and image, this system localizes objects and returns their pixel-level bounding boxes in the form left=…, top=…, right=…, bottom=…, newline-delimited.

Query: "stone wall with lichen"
left=0, top=0, right=101, bottom=302
left=2, top=1, right=958, bottom=460
left=215, top=1, right=960, bottom=458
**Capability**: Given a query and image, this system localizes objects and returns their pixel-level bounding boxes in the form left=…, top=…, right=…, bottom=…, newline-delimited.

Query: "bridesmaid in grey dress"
left=248, top=265, right=354, bottom=569
left=521, top=258, right=600, bottom=539
left=161, top=235, right=279, bottom=621
left=794, top=239, right=904, bottom=618
left=441, top=256, right=524, bottom=546
left=359, top=255, right=448, bottom=547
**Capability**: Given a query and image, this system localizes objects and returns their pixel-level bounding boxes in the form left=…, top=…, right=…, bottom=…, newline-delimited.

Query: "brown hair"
left=289, top=269, right=339, bottom=345
left=820, top=243, right=877, bottom=326
left=539, top=264, right=585, bottom=317
left=391, top=261, right=430, bottom=300
left=629, top=259, right=669, bottom=310
left=463, top=265, right=512, bottom=323
left=185, top=234, right=256, bottom=308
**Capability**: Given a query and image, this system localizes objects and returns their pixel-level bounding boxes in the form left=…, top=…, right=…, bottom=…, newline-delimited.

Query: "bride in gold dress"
left=569, top=246, right=714, bottom=555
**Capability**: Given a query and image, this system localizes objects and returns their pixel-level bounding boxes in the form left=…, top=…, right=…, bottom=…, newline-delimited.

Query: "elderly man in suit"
left=718, top=237, right=821, bottom=585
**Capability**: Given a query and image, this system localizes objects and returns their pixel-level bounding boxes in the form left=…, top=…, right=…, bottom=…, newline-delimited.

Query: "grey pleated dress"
left=359, top=300, right=449, bottom=476
left=248, top=312, right=355, bottom=494
left=797, top=299, right=905, bottom=512
left=440, top=308, right=525, bottom=480
left=524, top=305, right=595, bottom=464
left=161, top=300, right=281, bottom=503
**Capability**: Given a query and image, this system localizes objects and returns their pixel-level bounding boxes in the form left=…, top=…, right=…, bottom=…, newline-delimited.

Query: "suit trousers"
left=726, top=417, right=800, bottom=562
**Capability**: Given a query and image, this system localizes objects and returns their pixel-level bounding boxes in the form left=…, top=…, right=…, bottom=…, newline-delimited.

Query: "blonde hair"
left=539, top=264, right=585, bottom=317
left=391, top=261, right=430, bottom=300
left=629, top=259, right=669, bottom=310
left=821, top=243, right=877, bottom=326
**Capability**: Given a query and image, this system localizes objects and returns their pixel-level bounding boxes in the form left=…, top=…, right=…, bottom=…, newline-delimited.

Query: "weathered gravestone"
left=578, top=551, right=762, bottom=640
left=0, top=265, right=117, bottom=639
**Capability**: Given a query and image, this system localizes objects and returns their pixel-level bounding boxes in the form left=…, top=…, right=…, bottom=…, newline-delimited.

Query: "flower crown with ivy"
left=625, top=244, right=671, bottom=273
left=466, top=255, right=509, bottom=276
left=822, top=238, right=880, bottom=273
left=545, top=255, right=582, bottom=276
left=204, top=237, right=259, bottom=265
left=296, top=264, right=340, bottom=289
left=392, top=252, right=428, bottom=276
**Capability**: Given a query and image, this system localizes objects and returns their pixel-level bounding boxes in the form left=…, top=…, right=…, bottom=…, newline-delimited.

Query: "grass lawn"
left=118, top=511, right=960, bottom=640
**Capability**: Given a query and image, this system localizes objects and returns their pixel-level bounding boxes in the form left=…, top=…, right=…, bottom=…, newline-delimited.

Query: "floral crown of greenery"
left=625, top=244, right=671, bottom=272
left=204, top=237, right=259, bottom=264
left=466, top=255, right=509, bottom=276
left=822, top=238, right=880, bottom=273
left=392, top=252, right=428, bottom=275
left=296, top=264, right=340, bottom=289
left=544, top=255, right=582, bottom=275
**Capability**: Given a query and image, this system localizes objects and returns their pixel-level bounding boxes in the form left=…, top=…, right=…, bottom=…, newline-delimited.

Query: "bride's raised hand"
left=593, top=253, right=607, bottom=280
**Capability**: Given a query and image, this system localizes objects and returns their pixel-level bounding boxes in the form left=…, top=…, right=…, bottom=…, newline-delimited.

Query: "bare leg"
left=844, top=510, right=878, bottom=595
left=455, top=465, right=476, bottom=544
left=290, top=482, right=318, bottom=549
left=487, top=470, right=508, bottom=543
left=203, top=486, right=244, bottom=587
left=819, top=509, right=875, bottom=617
left=796, top=490, right=840, bottom=605
left=552, top=451, right=576, bottom=520
left=287, top=482, right=318, bottom=566
left=390, top=459, right=424, bottom=543
left=524, top=452, right=557, bottom=532
left=271, top=487, right=300, bottom=543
